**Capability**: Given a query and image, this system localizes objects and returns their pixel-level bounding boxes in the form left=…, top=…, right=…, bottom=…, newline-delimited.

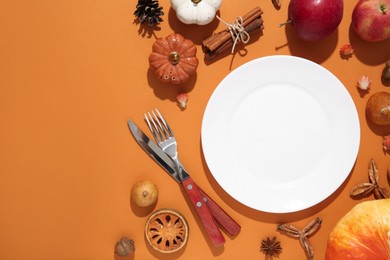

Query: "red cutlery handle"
left=195, top=185, right=241, bottom=236
left=181, top=177, right=225, bottom=247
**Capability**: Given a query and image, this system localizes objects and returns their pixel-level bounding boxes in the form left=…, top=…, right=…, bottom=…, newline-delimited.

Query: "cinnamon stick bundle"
left=202, top=7, right=264, bottom=60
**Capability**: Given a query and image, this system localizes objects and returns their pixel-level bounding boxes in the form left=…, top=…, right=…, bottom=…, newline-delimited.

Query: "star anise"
left=350, top=159, right=390, bottom=200
left=260, top=236, right=282, bottom=256
left=277, top=217, right=322, bottom=260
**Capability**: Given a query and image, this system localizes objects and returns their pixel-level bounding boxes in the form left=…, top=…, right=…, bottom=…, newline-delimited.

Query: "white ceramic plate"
left=201, top=55, right=360, bottom=213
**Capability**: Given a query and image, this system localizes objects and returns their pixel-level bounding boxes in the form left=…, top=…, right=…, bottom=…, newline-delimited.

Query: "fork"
left=145, top=109, right=240, bottom=246
left=145, top=109, right=188, bottom=179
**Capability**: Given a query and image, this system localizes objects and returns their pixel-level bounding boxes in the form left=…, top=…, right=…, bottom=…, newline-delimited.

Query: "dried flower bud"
left=356, top=76, right=371, bottom=91
left=177, top=93, right=188, bottom=109
left=114, top=237, right=135, bottom=256
left=339, top=43, right=354, bottom=57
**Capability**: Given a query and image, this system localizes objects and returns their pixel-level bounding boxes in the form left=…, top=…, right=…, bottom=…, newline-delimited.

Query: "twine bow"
left=216, top=15, right=250, bottom=53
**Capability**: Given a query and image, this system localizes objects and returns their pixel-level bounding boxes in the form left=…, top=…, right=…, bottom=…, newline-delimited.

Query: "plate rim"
left=201, top=55, right=361, bottom=213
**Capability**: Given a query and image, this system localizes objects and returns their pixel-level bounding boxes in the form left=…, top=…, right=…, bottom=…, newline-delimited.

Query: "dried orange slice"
left=145, top=208, right=189, bottom=253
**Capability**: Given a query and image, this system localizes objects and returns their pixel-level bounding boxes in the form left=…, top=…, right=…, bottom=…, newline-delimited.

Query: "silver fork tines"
left=145, top=111, right=161, bottom=143
left=155, top=109, right=173, bottom=135
left=144, top=109, right=188, bottom=180
left=145, top=110, right=173, bottom=143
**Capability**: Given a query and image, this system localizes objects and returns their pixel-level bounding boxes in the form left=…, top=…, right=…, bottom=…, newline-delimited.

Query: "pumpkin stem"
left=191, top=0, right=202, bottom=3
left=168, top=51, right=180, bottom=65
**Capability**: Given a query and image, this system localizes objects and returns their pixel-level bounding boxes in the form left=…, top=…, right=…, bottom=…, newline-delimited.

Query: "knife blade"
left=127, top=119, right=241, bottom=237
left=127, top=119, right=178, bottom=180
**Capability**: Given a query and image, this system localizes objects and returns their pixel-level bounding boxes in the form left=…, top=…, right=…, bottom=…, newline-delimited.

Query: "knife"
left=127, top=119, right=241, bottom=237
left=128, top=119, right=179, bottom=180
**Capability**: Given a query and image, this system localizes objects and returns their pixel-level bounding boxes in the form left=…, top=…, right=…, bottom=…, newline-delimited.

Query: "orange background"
left=1, top=0, right=390, bottom=259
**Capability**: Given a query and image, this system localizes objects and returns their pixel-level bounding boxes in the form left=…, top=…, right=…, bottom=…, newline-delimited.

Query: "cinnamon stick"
left=203, top=7, right=263, bottom=52
left=205, top=19, right=264, bottom=60
left=202, top=7, right=264, bottom=59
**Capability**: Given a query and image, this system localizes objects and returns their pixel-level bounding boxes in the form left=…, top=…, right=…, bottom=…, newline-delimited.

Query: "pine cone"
left=134, top=0, right=164, bottom=26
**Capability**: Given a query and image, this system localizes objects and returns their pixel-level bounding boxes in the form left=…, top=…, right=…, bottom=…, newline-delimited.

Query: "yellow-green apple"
left=325, top=199, right=390, bottom=260
left=352, top=0, right=390, bottom=42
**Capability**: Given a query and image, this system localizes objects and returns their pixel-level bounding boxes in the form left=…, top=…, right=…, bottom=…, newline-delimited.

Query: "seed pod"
left=302, top=217, right=322, bottom=237
left=350, top=183, right=375, bottom=198
left=276, top=223, right=301, bottom=238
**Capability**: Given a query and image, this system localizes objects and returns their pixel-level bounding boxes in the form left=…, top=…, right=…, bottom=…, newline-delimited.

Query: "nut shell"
left=145, top=208, right=189, bottom=253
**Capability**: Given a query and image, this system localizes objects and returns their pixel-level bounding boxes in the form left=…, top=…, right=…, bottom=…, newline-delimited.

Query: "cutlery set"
left=127, top=109, right=240, bottom=247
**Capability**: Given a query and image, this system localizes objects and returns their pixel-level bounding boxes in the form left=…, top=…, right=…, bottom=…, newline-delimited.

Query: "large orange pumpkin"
left=325, top=199, right=390, bottom=260
left=148, top=33, right=198, bottom=85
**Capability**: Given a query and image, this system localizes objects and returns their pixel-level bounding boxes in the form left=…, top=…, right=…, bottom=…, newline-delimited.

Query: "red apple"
left=352, top=0, right=390, bottom=42
left=325, top=199, right=390, bottom=260
left=281, top=0, right=343, bottom=41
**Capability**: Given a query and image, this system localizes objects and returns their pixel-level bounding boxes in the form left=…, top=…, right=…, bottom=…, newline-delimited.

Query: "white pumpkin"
left=171, top=0, right=222, bottom=25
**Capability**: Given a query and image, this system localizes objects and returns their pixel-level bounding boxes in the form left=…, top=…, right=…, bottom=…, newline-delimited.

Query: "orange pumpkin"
left=325, top=199, right=390, bottom=260
left=149, top=33, right=198, bottom=84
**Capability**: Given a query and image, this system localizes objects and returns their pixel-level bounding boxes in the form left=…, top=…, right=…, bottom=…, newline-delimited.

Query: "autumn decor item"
left=260, top=236, right=282, bottom=257
left=277, top=217, right=322, bottom=260
left=176, top=93, right=188, bottom=109
left=202, top=7, right=264, bottom=60
left=366, top=91, right=390, bottom=126
left=325, top=199, right=390, bottom=260
left=114, top=237, right=135, bottom=256
left=131, top=180, right=159, bottom=207
left=170, top=0, right=222, bottom=25
left=384, top=135, right=390, bottom=153
left=350, top=159, right=390, bottom=199
left=279, top=0, right=343, bottom=41
left=134, top=0, right=164, bottom=26
left=356, top=75, right=371, bottom=92
left=145, top=208, right=189, bottom=253
left=352, top=0, right=390, bottom=42
left=149, top=33, right=198, bottom=84
left=339, top=43, right=354, bottom=59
